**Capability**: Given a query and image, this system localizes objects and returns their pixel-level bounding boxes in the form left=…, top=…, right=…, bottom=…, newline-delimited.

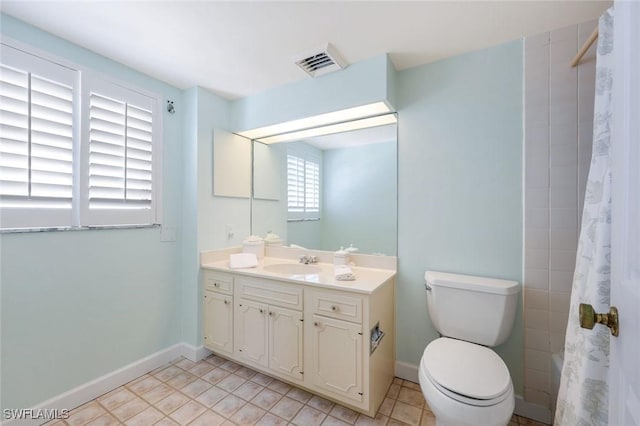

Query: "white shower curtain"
left=554, top=7, right=614, bottom=426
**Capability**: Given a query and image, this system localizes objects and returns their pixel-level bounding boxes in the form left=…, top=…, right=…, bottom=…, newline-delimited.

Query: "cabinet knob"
left=269, top=311, right=273, bottom=316
left=331, top=305, right=338, bottom=311
left=314, top=322, right=319, bottom=327
left=214, top=282, right=219, bottom=287
left=224, top=300, right=228, bottom=305
left=260, top=309, right=264, bottom=314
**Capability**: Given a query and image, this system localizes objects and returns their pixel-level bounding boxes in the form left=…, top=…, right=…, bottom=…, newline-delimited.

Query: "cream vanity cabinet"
left=203, top=272, right=234, bottom=355
left=234, top=276, right=305, bottom=383
left=201, top=268, right=395, bottom=417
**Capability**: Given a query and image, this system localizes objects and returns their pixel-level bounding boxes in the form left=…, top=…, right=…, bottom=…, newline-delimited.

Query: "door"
left=203, top=291, right=233, bottom=355
left=268, top=305, right=304, bottom=382
left=308, top=314, right=363, bottom=403
left=235, top=298, right=268, bottom=367
left=610, top=2, right=640, bottom=424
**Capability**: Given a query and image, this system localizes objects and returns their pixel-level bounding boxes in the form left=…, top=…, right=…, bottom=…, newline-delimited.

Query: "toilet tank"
left=424, top=271, right=520, bottom=347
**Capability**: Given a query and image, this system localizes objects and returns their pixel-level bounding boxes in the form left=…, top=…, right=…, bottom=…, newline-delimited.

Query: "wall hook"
left=167, top=100, right=175, bottom=114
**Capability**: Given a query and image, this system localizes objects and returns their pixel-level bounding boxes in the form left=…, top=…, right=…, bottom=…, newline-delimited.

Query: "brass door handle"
left=579, top=303, right=619, bottom=337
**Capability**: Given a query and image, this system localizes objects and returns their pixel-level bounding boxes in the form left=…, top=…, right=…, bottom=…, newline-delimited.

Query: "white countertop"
left=201, top=252, right=396, bottom=295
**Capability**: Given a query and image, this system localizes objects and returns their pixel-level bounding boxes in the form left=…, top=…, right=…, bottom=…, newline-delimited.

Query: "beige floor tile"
left=181, top=378, right=212, bottom=398
left=251, top=388, right=284, bottom=411
left=322, top=416, right=352, bottom=426
left=386, top=384, right=401, bottom=399
left=196, top=386, right=229, bottom=408
left=155, top=392, right=190, bottom=415
left=230, top=403, right=266, bottom=426
left=189, top=362, right=215, bottom=378
left=85, top=413, right=120, bottom=426
left=220, top=360, right=242, bottom=372
left=212, top=394, right=247, bottom=418
left=266, top=379, right=292, bottom=395
left=307, top=395, right=335, bottom=413
left=153, top=366, right=184, bottom=382
left=67, top=401, right=107, bottom=426
left=205, top=355, right=228, bottom=367
left=519, top=419, right=549, bottom=426
left=203, top=368, right=231, bottom=384
left=392, top=378, right=404, bottom=386
left=169, top=400, right=206, bottom=425
left=250, top=372, right=274, bottom=387
left=154, top=417, right=179, bottom=426
left=255, top=413, right=288, bottom=426
left=174, top=358, right=196, bottom=370
left=110, top=397, right=149, bottom=422
left=98, top=387, right=136, bottom=411
left=330, top=404, right=359, bottom=424
left=390, top=401, right=421, bottom=426
left=167, top=372, right=198, bottom=389
left=377, top=398, right=395, bottom=417
left=235, top=366, right=258, bottom=379
left=402, top=381, right=421, bottom=391
left=150, top=362, right=173, bottom=375
left=128, top=375, right=162, bottom=395
left=217, top=374, right=247, bottom=392
left=292, top=405, right=326, bottom=426
left=234, top=381, right=264, bottom=401
left=287, top=387, right=313, bottom=404
left=270, top=396, right=303, bottom=421
left=419, top=410, right=435, bottom=426
left=190, top=410, right=227, bottom=426
left=387, top=419, right=411, bottom=426
left=355, top=412, right=389, bottom=425
left=397, top=388, right=425, bottom=408
left=124, top=406, right=164, bottom=426
left=140, top=383, right=175, bottom=404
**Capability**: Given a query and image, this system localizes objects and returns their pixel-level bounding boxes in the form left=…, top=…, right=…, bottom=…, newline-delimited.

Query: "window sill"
left=287, top=218, right=321, bottom=222
left=0, top=224, right=160, bottom=234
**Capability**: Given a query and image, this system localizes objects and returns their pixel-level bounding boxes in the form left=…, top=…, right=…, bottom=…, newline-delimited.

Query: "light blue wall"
left=321, top=141, right=397, bottom=254
left=396, top=40, right=524, bottom=392
left=0, top=14, right=185, bottom=410
left=230, top=54, right=393, bottom=131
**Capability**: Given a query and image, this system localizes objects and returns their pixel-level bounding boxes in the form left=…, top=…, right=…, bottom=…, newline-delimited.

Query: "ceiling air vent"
left=294, top=43, right=347, bottom=78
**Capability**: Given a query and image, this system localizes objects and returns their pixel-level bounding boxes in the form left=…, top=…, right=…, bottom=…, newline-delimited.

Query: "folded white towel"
left=335, top=265, right=356, bottom=281
left=229, top=253, right=258, bottom=269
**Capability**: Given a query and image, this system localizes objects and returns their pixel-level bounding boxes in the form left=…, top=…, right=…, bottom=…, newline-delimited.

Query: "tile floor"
left=48, top=354, right=549, bottom=426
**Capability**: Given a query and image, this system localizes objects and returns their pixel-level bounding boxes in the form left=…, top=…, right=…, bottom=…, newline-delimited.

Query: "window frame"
left=0, top=38, right=163, bottom=232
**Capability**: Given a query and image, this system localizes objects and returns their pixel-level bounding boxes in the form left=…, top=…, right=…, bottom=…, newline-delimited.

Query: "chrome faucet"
left=299, top=255, right=318, bottom=264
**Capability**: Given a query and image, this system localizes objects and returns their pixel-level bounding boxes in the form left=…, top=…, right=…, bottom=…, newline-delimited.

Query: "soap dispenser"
left=334, top=246, right=349, bottom=266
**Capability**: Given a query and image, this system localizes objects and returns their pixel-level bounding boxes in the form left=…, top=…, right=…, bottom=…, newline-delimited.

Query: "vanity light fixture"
left=236, top=101, right=393, bottom=141
left=255, top=113, right=397, bottom=144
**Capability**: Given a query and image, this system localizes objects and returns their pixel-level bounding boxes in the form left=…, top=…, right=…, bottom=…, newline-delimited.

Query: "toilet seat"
left=421, top=337, right=511, bottom=407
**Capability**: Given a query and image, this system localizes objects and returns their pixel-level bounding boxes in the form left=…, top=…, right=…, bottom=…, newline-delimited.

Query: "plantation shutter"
left=287, top=146, right=321, bottom=220
left=0, top=44, right=76, bottom=228
left=83, top=76, right=157, bottom=226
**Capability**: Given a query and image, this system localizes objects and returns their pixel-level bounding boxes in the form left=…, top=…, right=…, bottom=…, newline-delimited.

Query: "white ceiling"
left=1, top=1, right=610, bottom=100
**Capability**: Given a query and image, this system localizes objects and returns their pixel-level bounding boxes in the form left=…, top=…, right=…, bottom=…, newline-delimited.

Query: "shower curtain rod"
left=571, top=26, right=599, bottom=67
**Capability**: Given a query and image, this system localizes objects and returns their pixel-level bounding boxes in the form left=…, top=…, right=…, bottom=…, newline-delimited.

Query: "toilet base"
left=418, top=360, right=514, bottom=426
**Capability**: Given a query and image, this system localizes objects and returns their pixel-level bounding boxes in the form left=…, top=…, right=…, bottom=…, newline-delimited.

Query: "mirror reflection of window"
left=287, top=143, right=322, bottom=221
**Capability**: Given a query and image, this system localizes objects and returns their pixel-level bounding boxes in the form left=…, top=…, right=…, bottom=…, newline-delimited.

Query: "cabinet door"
left=308, top=314, right=363, bottom=403
left=235, top=298, right=268, bottom=368
left=203, top=291, right=233, bottom=355
left=268, top=305, right=303, bottom=382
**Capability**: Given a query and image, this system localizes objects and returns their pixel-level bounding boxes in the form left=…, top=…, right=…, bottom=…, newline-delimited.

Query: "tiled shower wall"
left=523, top=21, right=596, bottom=410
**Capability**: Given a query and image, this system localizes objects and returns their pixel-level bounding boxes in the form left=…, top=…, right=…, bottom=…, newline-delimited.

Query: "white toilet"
left=418, top=271, right=521, bottom=426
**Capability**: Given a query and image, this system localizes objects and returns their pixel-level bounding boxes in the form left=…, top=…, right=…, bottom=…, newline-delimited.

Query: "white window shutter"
left=0, top=45, right=76, bottom=229
left=287, top=147, right=321, bottom=220
left=82, top=75, right=158, bottom=226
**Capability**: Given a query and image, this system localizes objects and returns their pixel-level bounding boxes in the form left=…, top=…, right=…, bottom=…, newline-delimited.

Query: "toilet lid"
left=421, top=338, right=511, bottom=401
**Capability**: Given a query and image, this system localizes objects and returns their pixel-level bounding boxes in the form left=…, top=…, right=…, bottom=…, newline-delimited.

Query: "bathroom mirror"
left=251, top=120, right=397, bottom=255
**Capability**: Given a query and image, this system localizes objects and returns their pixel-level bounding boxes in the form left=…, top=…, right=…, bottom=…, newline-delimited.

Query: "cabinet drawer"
left=236, top=277, right=303, bottom=310
left=309, top=289, right=363, bottom=324
left=204, top=271, right=234, bottom=295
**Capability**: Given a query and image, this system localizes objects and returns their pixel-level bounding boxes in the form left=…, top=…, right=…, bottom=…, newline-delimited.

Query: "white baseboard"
left=395, top=360, right=419, bottom=383
left=2, top=343, right=204, bottom=426
left=394, top=361, right=551, bottom=425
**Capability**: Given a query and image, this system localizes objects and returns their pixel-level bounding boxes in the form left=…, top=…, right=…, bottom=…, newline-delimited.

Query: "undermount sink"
left=263, top=263, right=322, bottom=275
